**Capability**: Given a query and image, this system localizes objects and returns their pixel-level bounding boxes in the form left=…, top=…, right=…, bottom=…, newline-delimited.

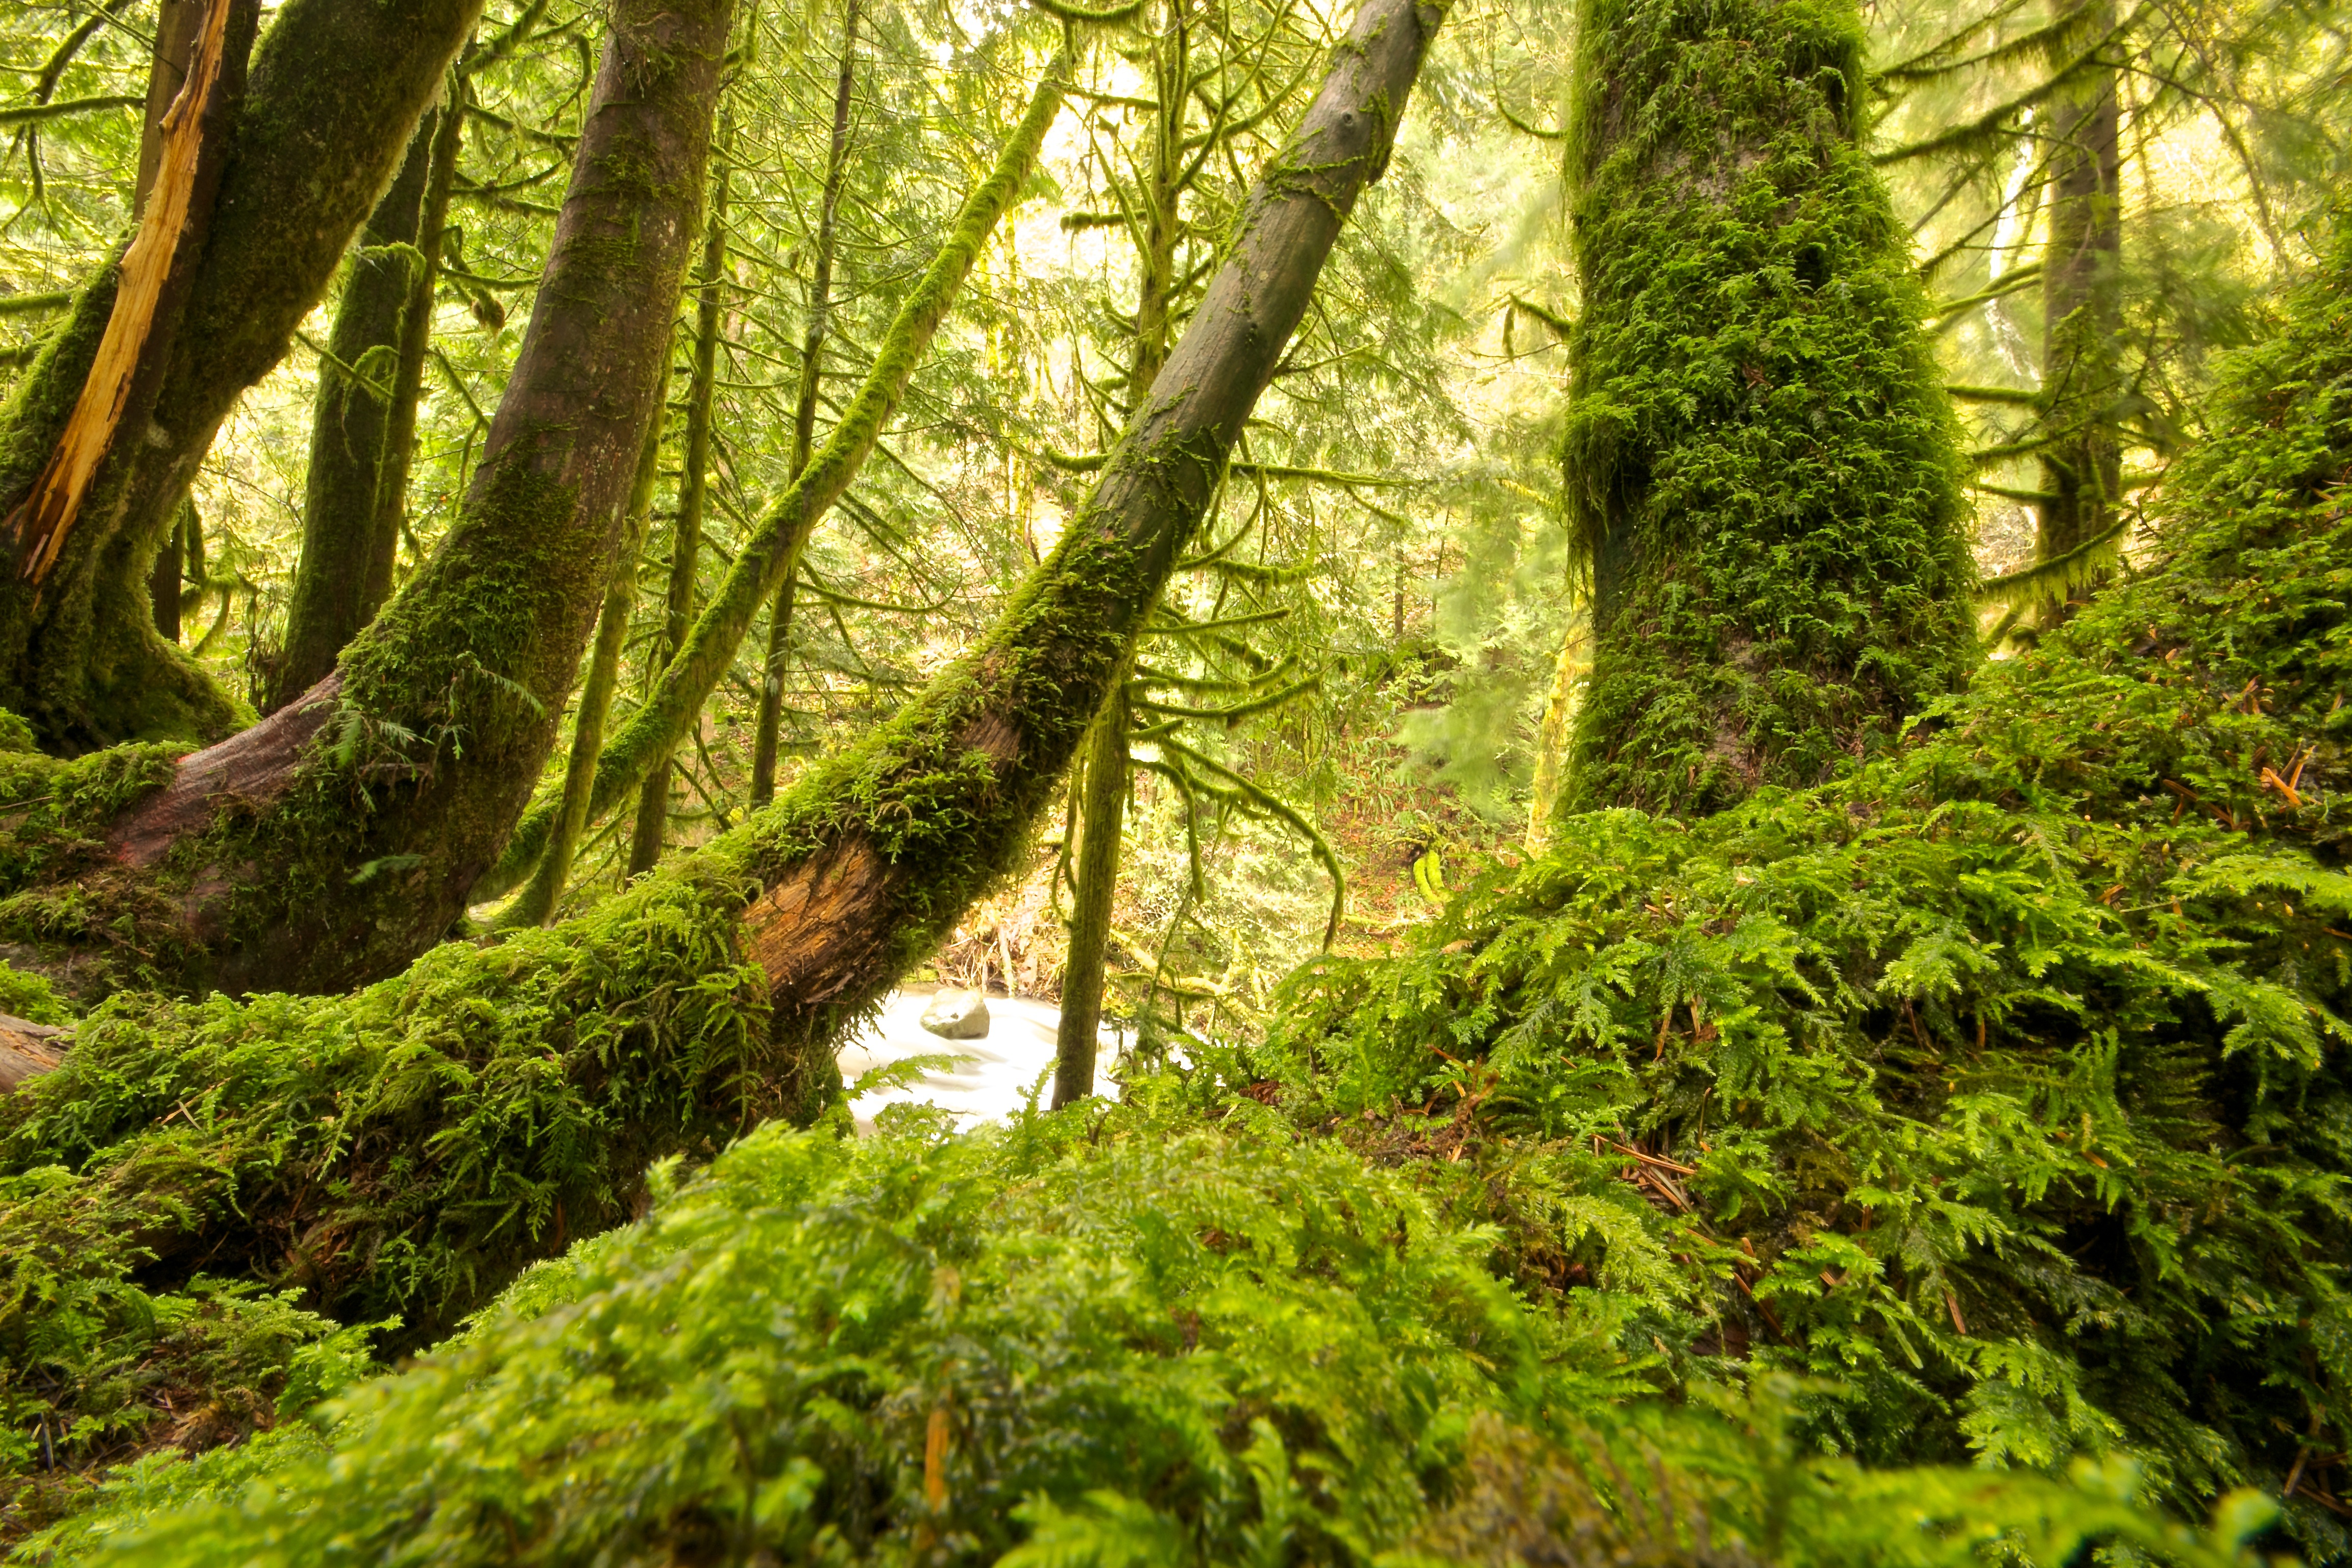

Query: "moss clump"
left=23, top=1112, right=2286, bottom=1565
left=1559, top=0, right=1975, bottom=815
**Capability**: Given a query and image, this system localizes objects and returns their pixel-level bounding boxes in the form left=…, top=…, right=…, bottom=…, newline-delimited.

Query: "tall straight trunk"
left=2035, top=11, right=2123, bottom=582
left=1053, top=24, right=1185, bottom=1098
left=263, top=110, right=440, bottom=715
left=365, top=81, right=468, bottom=618
left=481, top=57, right=1068, bottom=901
left=0, top=0, right=486, bottom=749
left=749, top=10, right=857, bottom=812
left=629, top=126, right=733, bottom=877
left=1052, top=672, right=1128, bottom=1107
left=1556, top=0, right=1973, bottom=817
left=506, top=374, right=672, bottom=927
left=89, top=0, right=734, bottom=997
left=0, top=0, right=1439, bottom=1398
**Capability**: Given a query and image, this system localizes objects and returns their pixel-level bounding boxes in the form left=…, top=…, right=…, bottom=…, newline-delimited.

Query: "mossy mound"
left=1264, top=217, right=2352, bottom=1552
left=26, top=1112, right=2285, bottom=1565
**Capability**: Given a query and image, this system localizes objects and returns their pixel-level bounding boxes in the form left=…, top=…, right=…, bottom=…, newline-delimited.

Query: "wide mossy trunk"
left=1558, top=0, right=1975, bottom=816
left=0, top=0, right=1441, bottom=1489
left=0, top=0, right=486, bottom=751
left=260, top=112, right=440, bottom=715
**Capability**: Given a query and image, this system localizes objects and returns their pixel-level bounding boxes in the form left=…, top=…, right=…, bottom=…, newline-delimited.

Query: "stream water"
left=835, top=986, right=1126, bottom=1133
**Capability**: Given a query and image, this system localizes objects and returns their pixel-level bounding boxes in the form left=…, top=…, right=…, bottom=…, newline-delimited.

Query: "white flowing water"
left=835, top=986, right=1126, bottom=1133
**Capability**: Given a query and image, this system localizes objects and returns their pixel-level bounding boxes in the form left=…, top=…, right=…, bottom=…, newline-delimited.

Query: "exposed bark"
left=1557, top=0, right=1974, bottom=816
left=2036, top=12, right=2123, bottom=585
left=630, top=124, right=734, bottom=876
left=0, top=0, right=486, bottom=749
left=482, top=54, right=1071, bottom=903
left=1052, top=675, right=1128, bottom=1108
left=91, top=0, right=734, bottom=997
left=263, top=111, right=440, bottom=715
left=4, top=0, right=250, bottom=619
left=750, top=12, right=858, bottom=811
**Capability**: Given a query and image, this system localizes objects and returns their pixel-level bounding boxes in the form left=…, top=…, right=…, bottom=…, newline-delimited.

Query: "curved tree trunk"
left=0, top=0, right=485, bottom=750
left=1556, top=0, right=1975, bottom=817
left=262, top=109, right=440, bottom=715
left=71, top=0, right=735, bottom=999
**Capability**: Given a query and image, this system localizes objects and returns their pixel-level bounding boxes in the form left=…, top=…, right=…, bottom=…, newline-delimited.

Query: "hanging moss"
left=1558, top=0, right=1975, bottom=816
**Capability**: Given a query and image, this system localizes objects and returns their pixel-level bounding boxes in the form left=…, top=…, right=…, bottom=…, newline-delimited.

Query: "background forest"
left=0, top=0, right=2346, bottom=1559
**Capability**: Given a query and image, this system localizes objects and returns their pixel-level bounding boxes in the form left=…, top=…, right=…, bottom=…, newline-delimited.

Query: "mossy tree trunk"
left=749, top=12, right=857, bottom=812
left=1052, top=673, right=1129, bottom=1107
left=0, top=0, right=486, bottom=750
left=2035, top=7, right=2124, bottom=587
left=505, top=380, right=673, bottom=927
left=363, top=78, right=468, bottom=623
left=262, top=109, right=440, bottom=715
left=1556, top=0, right=1975, bottom=817
left=80, top=0, right=735, bottom=998
left=629, top=122, right=733, bottom=877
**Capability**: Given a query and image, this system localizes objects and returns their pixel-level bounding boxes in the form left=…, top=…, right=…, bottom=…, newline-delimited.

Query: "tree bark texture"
left=88, top=0, right=733, bottom=998
left=630, top=127, right=734, bottom=877
left=506, top=377, right=672, bottom=928
left=481, top=54, right=1070, bottom=902
left=263, top=111, right=440, bottom=716
left=1557, top=0, right=1974, bottom=817
left=750, top=12, right=857, bottom=811
left=2036, top=17, right=2123, bottom=577
left=0, top=0, right=1437, bottom=1462
left=0, top=0, right=486, bottom=750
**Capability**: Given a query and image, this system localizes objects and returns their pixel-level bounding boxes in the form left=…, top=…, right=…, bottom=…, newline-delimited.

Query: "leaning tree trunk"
left=0, top=0, right=1441, bottom=1471
left=1555, top=0, right=1975, bottom=817
left=2035, top=8, right=2123, bottom=592
left=262, top=109, right=441, bottom=714
left=0, top=0, right=485, bottom=750
left=54, top=0, right=736, bottom=999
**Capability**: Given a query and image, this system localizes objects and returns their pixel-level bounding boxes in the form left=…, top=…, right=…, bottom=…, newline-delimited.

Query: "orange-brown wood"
left=7, top=0, right=236, bottom=588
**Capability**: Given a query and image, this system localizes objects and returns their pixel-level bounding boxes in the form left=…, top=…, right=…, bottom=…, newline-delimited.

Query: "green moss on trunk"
left=1558, top=0, right=1975, bottom=816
